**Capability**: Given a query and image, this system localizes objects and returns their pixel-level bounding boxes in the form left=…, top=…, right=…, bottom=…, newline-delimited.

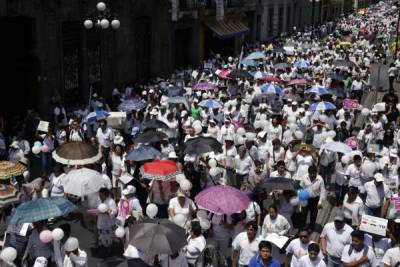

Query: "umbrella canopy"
left=306, top=86, right=330, bottom=95
left=142, top=160, right=180, bottom=180
left=195, top=185, right=249, bottom=214
left=345, top=136, right=358, bottom=150
left=86, top=111, right=110, bottom=124
left=126, top=145, right=161, bottom=162
left=166, top=85, right=185, bottom=97
left=99, top=257, right=150, bottom=267
left=167, top=96, right=190, bottom=109
left=332, top=59, right=356, bottom=68
left=183, top=136, right=222, bottom=155
left=326, top=72, right=345, bottom=82
left=309, top=101, right=337, bottom=111
left=250, top=70, right=268, bottom=79
left=228, top=69, right=252, bottom=80
left=288, top=79, right=308, bottom=86
left=293, top=143, right=316, bottom=153
left=271, top=48, right=286, bottom=53
left=273, top=62, right=291, bottom=70
left=260, top=83, right=283, bottom=95
left=0, top=185, right=20, bottom=207
left=339, top=41, right=352, bottom=46
left=118, top=99, right=147, bottom=112
left=143, top=119, right=169, bottom=130
left=246, top=51, right=266, bottom=60
left=52, top=142, right=102, bottom=165
left=61, top=168, right=105, bottom=197
left=0, top=161, right=27, bottom=180
left=257, top=177, right=296, bottom=191
left=293, top=60, right=310, bottom=69
left=134, top=130, right=168, bottom=145
left=194, top=81, right=216, bottom=91
left=259, top=76, right=282, bottom=83
left=217, top=69, right=231, bottom=79
left=129, top=219, right=187, bottom=255
left=240, top=59, right=258, bottom=67
left=8, top=197, right=77, bottom=225
left=199, top=99, right=223, bottom=109
left=321, top=141, right=352, bottom=154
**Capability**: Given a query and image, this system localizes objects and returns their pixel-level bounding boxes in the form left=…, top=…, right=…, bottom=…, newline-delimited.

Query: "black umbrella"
left=332, top=59, right=356, bottom=68
left=227, top=69, right=252, bottom=80
left=143, top=119, right=169, bottom=130
left=98, top=257, right=150, bottom=267
left=256, top=177, right=296, bottom=191
left=271, top=47, right=286, bottom=53
left=134, top=130, right=168, bottom=145
left=129, top=219, right=187, bottom=255
left=326, top=72, right=344, bottom=82
left=273, top=62, right=291, bottom=70
left=183, top=136, right=222, bottom=155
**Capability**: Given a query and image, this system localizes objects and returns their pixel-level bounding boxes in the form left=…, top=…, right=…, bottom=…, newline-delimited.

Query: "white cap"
left=180, top=110, right=188, bottom=117
left=142, top=91, right=147, bottom=96
left=64, top=237, right=79, bottom=252
left=122, top=185, right=136, bottom=196
left=168, top=151, right=178, bottom=159
left=374, top=173, right=384, bottom=182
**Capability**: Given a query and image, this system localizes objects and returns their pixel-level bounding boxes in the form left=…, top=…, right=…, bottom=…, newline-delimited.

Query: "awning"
left=204, top=20, right=249, bottom=39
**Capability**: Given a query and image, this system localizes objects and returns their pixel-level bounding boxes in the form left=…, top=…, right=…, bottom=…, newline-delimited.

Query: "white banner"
left=359, top=214, right=388, bottom=236
left=216, top=0, right=224, bottom=21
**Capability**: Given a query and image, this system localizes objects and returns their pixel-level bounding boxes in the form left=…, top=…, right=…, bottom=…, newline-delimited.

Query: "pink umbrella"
left=345, top=136, right=358, bottom=150
left=195, top=185, right=249, bottom=214
left=217, top=69, right=231, bottom=79
left=194, top=82, right=216, bottom=91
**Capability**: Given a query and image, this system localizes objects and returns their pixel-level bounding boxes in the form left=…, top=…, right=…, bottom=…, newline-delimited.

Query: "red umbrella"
left=288, top=79, right=308, bottom=86
left=259, top=76, right=282, bottom=83
left=142, top=160, right=180, bottom=180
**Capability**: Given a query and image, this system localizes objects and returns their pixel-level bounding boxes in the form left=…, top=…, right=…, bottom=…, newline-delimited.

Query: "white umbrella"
left=321, top=141, right=352, bottom=154
left=61, top=168, right=104, bottom=197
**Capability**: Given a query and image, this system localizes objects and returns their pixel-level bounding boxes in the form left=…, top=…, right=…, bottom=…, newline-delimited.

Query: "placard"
left=265, top=233, right=289, bottom=249
left=343, top=99, right=359, bottom=110
left=393, top=197, right=400, bottom=211
left=37, top=121, right=49, bottom=133
left=359, top=214, right=388, bottom=236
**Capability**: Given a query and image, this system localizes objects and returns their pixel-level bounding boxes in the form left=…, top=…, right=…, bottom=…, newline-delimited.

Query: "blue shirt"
left=249, top=255, right=281, bottom=267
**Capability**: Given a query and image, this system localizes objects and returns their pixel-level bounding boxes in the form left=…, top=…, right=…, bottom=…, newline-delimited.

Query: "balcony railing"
left=179, top=0, right=244, bottom=10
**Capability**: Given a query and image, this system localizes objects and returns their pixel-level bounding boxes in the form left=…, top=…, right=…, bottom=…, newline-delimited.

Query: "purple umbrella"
left=194, top=82, right=216, bottom=91
left=195, top=185, right=249, bottom=214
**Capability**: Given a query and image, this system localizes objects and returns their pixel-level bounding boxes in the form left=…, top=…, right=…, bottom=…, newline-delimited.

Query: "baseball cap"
left=334, top=211, right=345, bottom=222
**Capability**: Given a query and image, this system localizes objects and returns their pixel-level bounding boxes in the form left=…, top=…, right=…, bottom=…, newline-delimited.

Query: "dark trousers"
left=389, top=76, right=395, bottom=91
left=335, top=184, right=348, bottom=206
left=302, top=196, right=319, bottom=230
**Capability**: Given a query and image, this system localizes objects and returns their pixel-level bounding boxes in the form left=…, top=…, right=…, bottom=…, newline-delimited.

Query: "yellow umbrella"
left=267, top=43, right=274, bottom=50
left=339, top=42, right=352, bottom=46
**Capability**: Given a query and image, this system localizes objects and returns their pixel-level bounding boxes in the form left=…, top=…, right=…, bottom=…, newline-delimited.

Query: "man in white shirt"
left=341, top=230, right=377, bottom=267
left=298, top=243, right=326, bottom=267
left=286, top=228, right=317, bottom=267
left=382, top=245, right=400, bottom=267
left=320, top=211, right=353, bottom=267
left=364, top=173, right=391, bottom=217
left=234, top=146, right=253, bottom=188
left=63, top=237, right=88, bottom=267
left=232, top=221, right=261, bottom=267
left=300, top=165, right=326, bottom=230
left=96, top=119, right=115, bottom=172
left=270, top=160, right=292, bottom=179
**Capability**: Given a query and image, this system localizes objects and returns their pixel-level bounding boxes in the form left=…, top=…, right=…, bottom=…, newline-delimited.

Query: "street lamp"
left=83, top=2, right=120, bottom=30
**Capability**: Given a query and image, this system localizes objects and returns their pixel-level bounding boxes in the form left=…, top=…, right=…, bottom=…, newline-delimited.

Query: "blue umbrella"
left=167, top=96, right=190, bottom=109
left=166, top=85, right=185, bottom=97
left=306, top=86, right=330, bottom=95
left=246, top=51, right=266, bottom=60
left=240, top=59, right=258, bottom=67
left=126, top=145, right=161, bottom=162
left=118, top=99, right=147, bottom=112
left=309, top=101, right=337, bottom=111
left=8, top=197, right=77, bottom=225
left=293, top=60, right=311, bottom=69
left=249, top=70, right=268, bottom=79
left=260, top=83, right=283, bottom=95
left=199, top=99, right=223, bottom=109
left=86, top=111, right=110, bottom=124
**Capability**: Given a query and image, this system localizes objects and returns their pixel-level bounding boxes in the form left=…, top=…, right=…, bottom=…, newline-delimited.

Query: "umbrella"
left=129, top=219, right=187, bottom=255
left=217, top=69, right=231, bottom=79
left=86, top=111, right=110, bottom=124
left=293, top=60, right=310, bottom=69
left=309, top=101, right=337, bottom=111
left=345, top=136, right=358, bottom=150
left=257, top=177, right=295, bottom=191
left=167, top=96, right=189, bottom=109
left=0, top=185, right=20, bottom=207
left=245, top=51, right=266, bottom=60
left=0, top=161, right=27, bottom=180
left=142, top=160, right=180, bottom=180
left=288, top=79, right=308, bottom=86
left=240, top=59, right=258, bottom=67
left=271, top=48, right=286, bottom=53
left=126, top=145, right=161, bottom=162
left=228, top=69, right=252, bottom=80
left=99, top=257, right=150, bottom=267
left=183, top=136, right=222, bottom=155
left=250, top=70, right=268, bottom=79
left=259, top=76, right=282, bottom=83
left=332, top=59, right=356, bottom=68
left=339, top=41, right=352, bottom=46
left=118, top=99, right=147, bottom=112
left=273, top=62, right=291, bottom=70
left=61, top=168, right=105, bottom=197
left=166, top=85, right=185, bottom=97
left=134, top=130, right=168, bottom=145
left=199, top=99, right=223, bottom=109
left=306, top=86, right=330, bottom=95
left=321, top=141, right=352, bottom=154
left=143, top=119, right=169, bottom=130
left=326, top=72, right=344, bottom=82
left=8, top=197, right=77, bottom=225
left=195, top=185, right=249, bottom=214
left=293, top=143, right=316, bottom=153
left=52, top=141, right=102, bottom=165
left=194, top=81, right=216, bottom=91
left=260, top=83, right=283, bottom=95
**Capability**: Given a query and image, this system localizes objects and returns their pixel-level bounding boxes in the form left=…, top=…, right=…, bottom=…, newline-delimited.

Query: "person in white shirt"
left=96, top=119, right=115, bottom=171
left=382, top=244, right=400, bottom=267
left=320, top=211, right=353, bottom=267
left=335, top=155, right=349, bottom=206
left=298, top=243, right=326, bottom=267
left=232, top=221, right=261, bottom=267
left=63, top=237, right=88, bottom=267
left=8, top=141, right=24, bottom=162
left=345, top=155, right=365, bottom=194
left=300, top=165, right=326, bottom=230
left=168, top=190, right=197, bottom=225
left=364, top=173, right=391, bottom=217
left=185, top=222, right=206, bottom=266
left=261, top=205, right=290, bottom=238
left=286, top=228, right=317, bottom=267
left=234, top=146, right=253, bottom=188
left=342, top=186, right=364, bottom=228
left=97, top=188, right=117, bottom=253
left=364, top=234, right=391, bottom=267
left=270, top=160, right=292, bottom=179
left=341, top=230, right=377, bottom=267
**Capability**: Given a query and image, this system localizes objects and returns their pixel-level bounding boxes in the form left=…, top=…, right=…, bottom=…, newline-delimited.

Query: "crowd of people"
left=1, top=1, right=400, bottom=266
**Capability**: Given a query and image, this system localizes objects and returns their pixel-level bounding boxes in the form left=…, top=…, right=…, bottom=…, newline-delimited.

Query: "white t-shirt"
left=382, top=246, right=400, bottom=267
left=286, top=239, right=316, bottom=267
left=320, top=222, right=353, bottom=258
left=186, top=235, right=206, bottom=265
left=245, top=201, right=261, bottom=223
left=232, top=232, right=261, bottom=265
left=343, top=195, right=364, bottom=226
left=96, top=127, right=115, bottom=148
left=364, top=181, right=391, bottom=208
left=298, top=255, right=327, bottom=267
left=341, top=244, right=377, bottom=267
left=364, top=234, right=391, bottom=267
left=168, top=197, right=196, bottom=222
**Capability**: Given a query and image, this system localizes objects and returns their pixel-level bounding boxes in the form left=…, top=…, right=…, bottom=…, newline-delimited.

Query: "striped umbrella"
left=245, top=51, right=266, bottom=60
left=194, top=82, right=216, bottom=91
left=309, top=101, right=337, bottom=111
left=7, top=197, right=77, bottom=225
left=86, top=111, right=110, bottom=124
left=0, top=185, right=20, bottom=207
left=0, top=161, right=27, bottom=180
left=307, top=86, right=330, bottom=95
left=141, top=160, right=180, bottom=181
left=260, top=83, right=283, bottom=95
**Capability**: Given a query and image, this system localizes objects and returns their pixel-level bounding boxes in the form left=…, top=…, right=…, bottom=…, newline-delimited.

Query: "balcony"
left=179, top=0, right=244, bottom=10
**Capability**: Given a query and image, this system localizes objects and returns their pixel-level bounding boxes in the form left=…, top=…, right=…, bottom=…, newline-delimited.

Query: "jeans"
left=326, top=254, right=343, bottom=267
left=365, top=206, right=381, bottom=217
left=335, top=184, right=348, bottom=206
